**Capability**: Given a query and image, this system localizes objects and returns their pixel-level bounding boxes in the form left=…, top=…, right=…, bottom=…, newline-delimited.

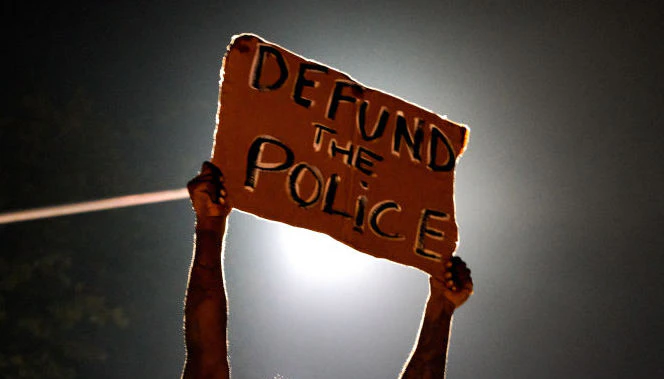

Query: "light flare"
left=0, top=188, right=189, bottom=225
left=277, top=223, right=373, bottom=282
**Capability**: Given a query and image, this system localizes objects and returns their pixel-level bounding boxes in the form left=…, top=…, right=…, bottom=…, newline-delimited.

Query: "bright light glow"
left=276, top=223, right=373, bottom=282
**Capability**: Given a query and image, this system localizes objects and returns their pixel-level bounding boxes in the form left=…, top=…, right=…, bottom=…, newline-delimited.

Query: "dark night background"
left=1, top=1, right=662, bottom=378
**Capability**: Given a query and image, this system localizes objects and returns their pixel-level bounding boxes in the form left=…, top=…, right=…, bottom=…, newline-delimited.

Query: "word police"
left=241, top=44, right=458, bottom=260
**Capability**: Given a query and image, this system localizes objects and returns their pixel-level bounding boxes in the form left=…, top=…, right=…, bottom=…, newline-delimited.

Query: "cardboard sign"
left=212, top=34, right=469, bottom=279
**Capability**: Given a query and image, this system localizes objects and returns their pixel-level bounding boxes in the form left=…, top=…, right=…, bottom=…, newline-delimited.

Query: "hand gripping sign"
left=212, top=34, right=469, bottom=280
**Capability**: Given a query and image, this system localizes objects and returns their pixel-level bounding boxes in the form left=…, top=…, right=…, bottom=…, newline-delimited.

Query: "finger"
left=195, top=172, right=220, bottom=183
left=454, top=279, right=471, bottom=293
left=448, top=259, right=463, bottom=272
left=449, top=256, right=469, bottom=271
left=451, top=259, right=467, bottom=271
left=456, top=271, right=473, bottom=291
left=454, top=267, right=471, bottom=282
left=218, top=187, right=228, bottom=204
left=459, top=280, right=474, bottom=296
left=201, top=161, right=222, bottom=177
left=203, top=188, right=220, bottom=204
left=445, top=256, right=463, bottom=273
left=187, top=179, right=214, bottom=196
left=451, top=267, right=471, bottom=290
left=188, top=173, right=219, bottom=189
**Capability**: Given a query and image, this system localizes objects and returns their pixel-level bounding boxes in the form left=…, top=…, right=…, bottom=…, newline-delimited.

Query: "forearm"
left=400, top=288, right=455, bottom=379
left=183, top=217, right=230, bottom=379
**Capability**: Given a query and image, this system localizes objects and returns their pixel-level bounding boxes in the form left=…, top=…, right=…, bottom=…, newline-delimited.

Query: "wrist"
left=195, top=216, right=226, bottom=233
left=429, top=285, right=457, bottom=315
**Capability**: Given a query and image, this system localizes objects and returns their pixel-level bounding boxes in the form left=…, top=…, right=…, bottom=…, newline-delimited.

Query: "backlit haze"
left=1, top=1, right=662, bottom=378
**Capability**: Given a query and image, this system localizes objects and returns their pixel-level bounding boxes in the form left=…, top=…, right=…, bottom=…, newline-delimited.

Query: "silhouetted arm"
left=182, top=162, right=231, bottom=379
left=400, top=257, right=473, bottom=379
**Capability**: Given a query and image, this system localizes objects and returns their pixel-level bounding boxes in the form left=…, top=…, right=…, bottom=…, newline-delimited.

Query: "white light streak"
left=0, top=188, right=189, bottom=225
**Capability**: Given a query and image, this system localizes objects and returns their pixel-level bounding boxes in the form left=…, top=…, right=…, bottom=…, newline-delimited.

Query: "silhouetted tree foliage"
left=0, top=88, right=133, bottom=378
left=1, top=55, right=211, bottom=374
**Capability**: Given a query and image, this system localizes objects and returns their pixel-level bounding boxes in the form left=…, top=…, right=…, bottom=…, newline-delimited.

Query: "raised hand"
left=187, top=161, right=231, bottom=220
left=432, top=256, right=473, bottom=310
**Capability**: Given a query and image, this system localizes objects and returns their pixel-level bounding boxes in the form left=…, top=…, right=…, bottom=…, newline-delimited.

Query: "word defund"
left=249, top=44, right=459, bottom=174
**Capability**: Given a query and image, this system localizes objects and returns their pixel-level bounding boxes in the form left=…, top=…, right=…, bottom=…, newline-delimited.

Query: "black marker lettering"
left=250, top=45, right=288, bottom=91
left=293, top=63, right=328, bottom=108
left=357, top=101, right=389, bottom=141
left=322, top=174, right=352, bottom=218
left=353, top=195, right=368, bottom=233
left=428, top=125, right=456, bottom=172
left=327, top=81, right=363, bottom=120
left=415, top=209, right=449, bottom=260
left=369, top=201, right=403, bottom=240
left=312, top=123, right=337, bottom=151
left=244, top=136, right=294, bottom=189
left=353, top=146, right=384, bottom=176
left=287, top=163, right=323, bottom=207
left=392, top=114, right=424, bottom=162
left=329, top=139, right=354, bottom=165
